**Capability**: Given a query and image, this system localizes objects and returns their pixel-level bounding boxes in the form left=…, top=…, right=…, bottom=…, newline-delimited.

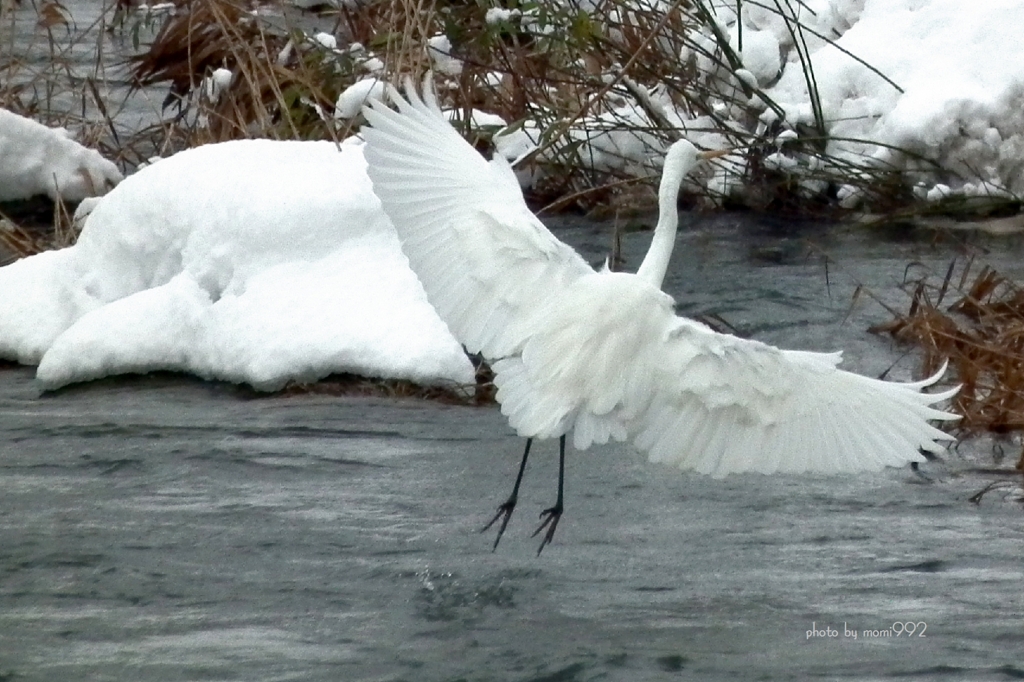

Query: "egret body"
left=362, top=79, right=959, bottom=554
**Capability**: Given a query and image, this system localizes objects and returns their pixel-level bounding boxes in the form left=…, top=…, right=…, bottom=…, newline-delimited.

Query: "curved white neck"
left=635, top=158, right=685, bottom=288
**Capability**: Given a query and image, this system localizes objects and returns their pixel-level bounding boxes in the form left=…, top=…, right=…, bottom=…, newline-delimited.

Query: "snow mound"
left=473, top=0, right=1024, bottom=204
left=759, top=0, right=1024, bottom=197
left=0, top=108, right=123, bottom=202
left=0, top=138, right=475, bottom=392
left=335, top=77, right=394, bottom=119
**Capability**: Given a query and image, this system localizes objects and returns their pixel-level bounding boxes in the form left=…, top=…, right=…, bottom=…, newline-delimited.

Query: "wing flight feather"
left=362, top=79, right=593, bottom=359
left=634, top=318, right=958, bottom=476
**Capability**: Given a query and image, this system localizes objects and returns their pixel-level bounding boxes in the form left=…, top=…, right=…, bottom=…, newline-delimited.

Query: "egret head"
left=658, top=140, right=726, bottom=214
left=664, top=139, right=701, bottom=180
left=663, top=140, right=730, bottom=189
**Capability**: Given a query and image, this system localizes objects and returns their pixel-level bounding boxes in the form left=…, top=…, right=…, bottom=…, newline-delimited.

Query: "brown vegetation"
left=6, top=0, right=1022, bottom=215
left=277, top=358, right=495, bottom=406
left=871, top=259, right=1024, bottom=471
left=127, top=0, right=342, bottom=144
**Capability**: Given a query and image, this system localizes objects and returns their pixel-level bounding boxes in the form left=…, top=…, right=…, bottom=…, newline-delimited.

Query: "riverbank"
left=5, top=0, right=1024, bottom=449
left=4, top=0, right=1024, bottom=222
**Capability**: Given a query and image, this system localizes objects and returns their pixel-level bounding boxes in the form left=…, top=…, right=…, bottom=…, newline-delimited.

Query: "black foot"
left=532, top=504, right=563, bottom=555
left=482, top=497, right=517, bottom=551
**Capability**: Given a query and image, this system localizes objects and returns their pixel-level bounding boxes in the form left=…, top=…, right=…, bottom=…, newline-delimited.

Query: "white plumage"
left=362, top=78, right=958, bottom=549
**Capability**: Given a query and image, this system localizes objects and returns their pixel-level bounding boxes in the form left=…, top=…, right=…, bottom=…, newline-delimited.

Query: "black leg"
left=482, top=438, right=532, bottom=550
left=532, top=435, right=565, bottom=555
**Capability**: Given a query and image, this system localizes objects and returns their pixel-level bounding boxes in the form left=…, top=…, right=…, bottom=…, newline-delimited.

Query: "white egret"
left=362, top=78, right=959, bottom=554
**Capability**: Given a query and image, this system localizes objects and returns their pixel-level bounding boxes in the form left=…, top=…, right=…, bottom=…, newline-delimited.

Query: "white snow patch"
left=313, top=31, right=337, bottom=50
left=358, top=56, right=385, bottom=76
left=732, top=28, right=780, bottom=87
left=0, top=109, right=123, bottom=202
left=427, top=35, right=463, bottom=77
left=763, top=0, right=1024, bottom=196
left=734, top=68, right=758, bottom=90
left=764, top=152, right=798, bottom=172
left=335, top=78, right=393, bottom=119
left=485, top=7, right=520, bottom=24
left=0, top=139, right=475, bottom=392
left=201, top=68, right=234, bottom=103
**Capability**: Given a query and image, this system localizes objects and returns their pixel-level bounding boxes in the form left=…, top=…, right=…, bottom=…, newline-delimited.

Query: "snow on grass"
left=0, top=138, right=475, bottom=392
left=335, top=77, right=394, bottom=119
left=427, top=34, right=463, bottom=77
left=455, top=0, right=1024, bottom=206
left=0, top=109, right=122, bottom=202
left=736, top=0, right=1024, bottom=201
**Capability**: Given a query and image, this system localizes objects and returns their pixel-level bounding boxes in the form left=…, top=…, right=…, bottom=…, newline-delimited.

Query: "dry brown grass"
left=5, top=0, right=1022, bottom=218
left=127, top=0, right=346, bottom=147
left=0, top=191, right=76, bottom=261
left=117, top=0, right=755, bottom=209
left=0, top=214, right=50, bottom=262
left=871, top=258, right=1024, bottom=471
left=277, top=359, right=496, bottom=406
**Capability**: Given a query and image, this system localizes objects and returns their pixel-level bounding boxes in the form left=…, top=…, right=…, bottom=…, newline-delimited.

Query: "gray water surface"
left=2, top=217, right=1023, bottom=681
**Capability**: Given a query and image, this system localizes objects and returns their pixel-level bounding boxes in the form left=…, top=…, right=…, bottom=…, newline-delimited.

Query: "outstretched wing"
left=486, top=270, right=957, bottom=472
left=361, top=78, right=959, bottom=475
left=633, top=317, right=959, bottom=476
left=361, top=78, right=593, bottom=358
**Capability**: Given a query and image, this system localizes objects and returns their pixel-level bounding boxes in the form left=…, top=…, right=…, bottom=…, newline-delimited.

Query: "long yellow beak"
left=697, top=148, right=733, bottom=160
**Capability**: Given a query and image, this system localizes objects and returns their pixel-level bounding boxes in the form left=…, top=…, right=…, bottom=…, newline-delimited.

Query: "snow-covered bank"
left=529, top=0, right=1024, bottom=205
left=422, top=0, right=1024, bottom=207
left=0, top=138, right=475, bottom=392
left=0, top=109, right=122, bottom=202
left=756, top=0, right=1024, bottom=203
left=7, top=0, right=1023, bottom=218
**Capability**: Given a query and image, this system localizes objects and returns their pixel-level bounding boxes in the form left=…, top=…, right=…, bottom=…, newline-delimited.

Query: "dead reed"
left=277, top=359, right=495, bottom=406
left=0, top=212, right=50, bottom=263
left=5, top=0, right=1020, bottom=217
left=870, top=257, right=1024, bottom=471
left=126, top=0, right=346, bottom=146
